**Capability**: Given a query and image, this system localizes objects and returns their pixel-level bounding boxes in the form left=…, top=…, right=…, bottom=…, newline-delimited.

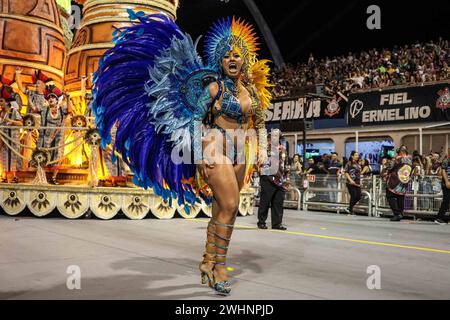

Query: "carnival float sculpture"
left=0, top=0, right=257, bottom=220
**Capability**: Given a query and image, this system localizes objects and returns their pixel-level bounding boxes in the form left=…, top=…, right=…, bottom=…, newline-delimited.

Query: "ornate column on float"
left=55, top=0, right=74, bottom=50
left=0, top=0, right=67, bottom=88
left=65, top=0, right=179, bottom=98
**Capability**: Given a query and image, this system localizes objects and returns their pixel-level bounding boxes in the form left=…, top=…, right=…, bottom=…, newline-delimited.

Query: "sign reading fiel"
left=348, top=82, right=450, bottom=126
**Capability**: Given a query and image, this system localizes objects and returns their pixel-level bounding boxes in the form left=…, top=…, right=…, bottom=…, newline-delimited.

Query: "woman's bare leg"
left=199, top=197, right=219, bottom=284
left=233, top=163, right=247, bottom=191
left=205, top=156, right=240, bottom=285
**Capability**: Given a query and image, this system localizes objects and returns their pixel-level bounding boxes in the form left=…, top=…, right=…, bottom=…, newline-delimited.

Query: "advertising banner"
left=265, top=96, right=346, bottom=123
left=348, top=82, right=450, bottom=126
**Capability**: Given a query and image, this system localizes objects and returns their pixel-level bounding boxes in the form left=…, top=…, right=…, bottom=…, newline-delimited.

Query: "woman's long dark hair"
left=291, top=153, right=302, bottom=166
left=350, top=151, right=359, bottom=163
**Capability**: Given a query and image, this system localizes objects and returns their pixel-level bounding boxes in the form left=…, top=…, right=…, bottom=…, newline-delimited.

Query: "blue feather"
left=127, top=9, right=138, bottom=20
left=93, top=12, right=215, bottom=207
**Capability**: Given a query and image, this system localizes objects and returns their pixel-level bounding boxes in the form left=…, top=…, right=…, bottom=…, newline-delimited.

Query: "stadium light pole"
left=242, top=0, right=284, bottom=69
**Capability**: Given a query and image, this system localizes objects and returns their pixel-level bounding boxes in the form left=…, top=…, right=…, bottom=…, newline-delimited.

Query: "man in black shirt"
left=328, top=152, right=342, bottom=175
left=305, top=158, right=319, bottom=174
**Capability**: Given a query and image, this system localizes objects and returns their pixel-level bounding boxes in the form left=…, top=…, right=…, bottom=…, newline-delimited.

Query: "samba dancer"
left=93, top=12, right=271, bottom=295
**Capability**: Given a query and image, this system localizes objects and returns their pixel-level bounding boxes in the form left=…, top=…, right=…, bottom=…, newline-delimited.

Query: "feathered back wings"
left=93, top=11, right=216, bottom=208
left=92, top=12, right=272, bottom=208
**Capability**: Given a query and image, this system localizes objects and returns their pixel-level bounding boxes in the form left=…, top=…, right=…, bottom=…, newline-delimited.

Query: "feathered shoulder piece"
left=249, top=59, right=272, bottom=110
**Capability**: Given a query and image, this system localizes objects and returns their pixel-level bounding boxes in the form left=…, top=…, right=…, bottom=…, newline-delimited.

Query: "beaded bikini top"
left=213, top=77, right=245, bottom=123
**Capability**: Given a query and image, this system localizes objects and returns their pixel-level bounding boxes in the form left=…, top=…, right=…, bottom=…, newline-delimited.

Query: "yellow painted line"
left=188, top=219, right=450, bottom=255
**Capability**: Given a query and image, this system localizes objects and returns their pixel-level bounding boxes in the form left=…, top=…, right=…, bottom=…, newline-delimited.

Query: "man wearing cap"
left=382, top=145, right=413, bottom=221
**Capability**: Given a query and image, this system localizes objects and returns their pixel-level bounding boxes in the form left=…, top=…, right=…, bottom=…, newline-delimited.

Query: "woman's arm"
left=64, top=92, right=73, bottom=115
left=343, top=164, right=356, bottom=185
left=195, top=83, right=219, bottom=179
left=7, top=108, right=23, bottom=126
left=14, top=68, right=26, bottom=93
left=344, top=172, right=355, bottom=185
left=361, top=166, right=369, bottom=175
left=8, top=118, right=23, bottom=126
left=295, top=162, right=302, bottom=174
left=209, top=81, right=220, bottom=104
left=26, top=91, right=41, bottom=113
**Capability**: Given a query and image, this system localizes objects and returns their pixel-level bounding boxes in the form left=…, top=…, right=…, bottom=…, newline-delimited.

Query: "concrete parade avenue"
left=1, top=210, right=449, bottom=300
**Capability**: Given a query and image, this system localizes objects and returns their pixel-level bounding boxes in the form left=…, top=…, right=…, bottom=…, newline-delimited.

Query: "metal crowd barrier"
left=253, top=183, right=302, bottom=211
left=278, top=173, right=447, bottom=219
left=301, top=174, right=373, bottom=216
left=284, top=186, right=302, bottom=210
left=374, top=175, right=444, bottom=218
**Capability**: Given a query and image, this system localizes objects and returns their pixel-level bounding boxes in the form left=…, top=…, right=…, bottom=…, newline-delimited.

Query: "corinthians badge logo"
left=436, top=87, right=450, bottom=110
left=324, top=97, right=342, bottom=117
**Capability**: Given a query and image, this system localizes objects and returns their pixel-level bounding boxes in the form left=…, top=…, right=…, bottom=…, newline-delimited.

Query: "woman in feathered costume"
left=93, top=11, right=271, bottom=295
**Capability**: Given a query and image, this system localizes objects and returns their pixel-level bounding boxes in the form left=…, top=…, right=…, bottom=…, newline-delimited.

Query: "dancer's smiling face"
left=222, top=49, right=243, bottom=79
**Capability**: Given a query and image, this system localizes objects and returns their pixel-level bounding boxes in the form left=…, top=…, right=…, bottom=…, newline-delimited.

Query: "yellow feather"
left=231, top=17, right=259, bottom=66
left=228, top=17, right=272, bottom=110
left=249, top=59, right=273, bottom=110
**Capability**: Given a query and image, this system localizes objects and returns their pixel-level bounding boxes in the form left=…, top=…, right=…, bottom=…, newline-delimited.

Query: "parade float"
left=0, top=0, right=257, bottom=220
left=0, top=0, right=66, bottom=88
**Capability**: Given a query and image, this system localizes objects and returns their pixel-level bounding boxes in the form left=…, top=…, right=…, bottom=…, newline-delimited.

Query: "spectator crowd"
left=281, top=149, right=448, bottom=183
left=251, top=146, right=450, bottom=223
left=270, top=38, right=450, bottom=98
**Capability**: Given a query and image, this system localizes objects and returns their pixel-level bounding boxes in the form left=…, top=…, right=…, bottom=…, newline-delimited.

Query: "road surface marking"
left=188, top=219, right=450, bottom=255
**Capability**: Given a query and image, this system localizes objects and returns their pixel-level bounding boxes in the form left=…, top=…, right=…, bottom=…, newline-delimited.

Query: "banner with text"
left=264, top=96, right=346, bottom=123
left=348, top=82, right=450, bottom=126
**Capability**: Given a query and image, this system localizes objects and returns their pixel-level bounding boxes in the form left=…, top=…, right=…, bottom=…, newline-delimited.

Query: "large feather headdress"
left=204, top=17, right=272, bottom=109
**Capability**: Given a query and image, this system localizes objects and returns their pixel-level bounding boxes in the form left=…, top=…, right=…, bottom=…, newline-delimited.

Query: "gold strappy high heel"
left=212, top=221, right=234, bottom=295
left=199, top=221, right=216, bottom=287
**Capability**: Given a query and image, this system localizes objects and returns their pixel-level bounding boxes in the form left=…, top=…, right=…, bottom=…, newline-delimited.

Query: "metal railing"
left=0, top=124, right=91, bottom=168
left=254, top=173, right=448, bottom=219
left=284, top=186, right=302, bottom=210
left=374, top=175, right=444, bottom=218
left=253, top=183, right=302, bottom=211
left=300, top=174, right=373, bottom=216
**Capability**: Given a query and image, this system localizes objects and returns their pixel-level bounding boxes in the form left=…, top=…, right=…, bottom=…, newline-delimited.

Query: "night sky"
left=70, top=0, right=449, bottom=65
left=177, top=0, right=449, bottom=65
